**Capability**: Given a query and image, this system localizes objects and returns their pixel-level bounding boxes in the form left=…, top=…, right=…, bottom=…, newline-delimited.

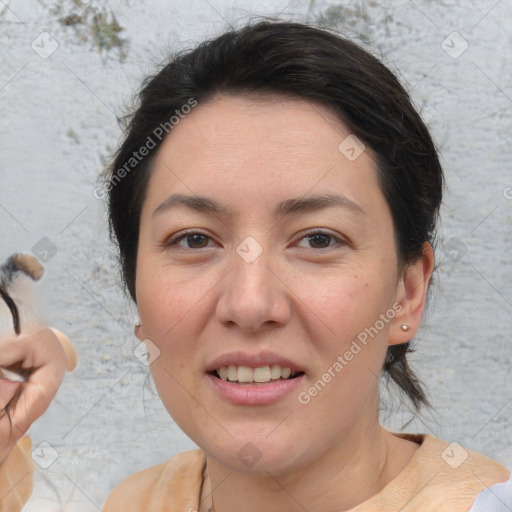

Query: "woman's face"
left=135, top=94, right=411, bottom=474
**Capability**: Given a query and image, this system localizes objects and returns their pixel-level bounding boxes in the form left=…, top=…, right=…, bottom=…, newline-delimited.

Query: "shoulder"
left=420, top=434, right=510, bottom=483
left=395, top=433, right=511, bottom=511
left=102, top=448, right=206, bottom=512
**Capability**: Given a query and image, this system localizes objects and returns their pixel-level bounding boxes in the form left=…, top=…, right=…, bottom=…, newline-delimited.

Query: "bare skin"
left=134, top=94, right=435, bottom=511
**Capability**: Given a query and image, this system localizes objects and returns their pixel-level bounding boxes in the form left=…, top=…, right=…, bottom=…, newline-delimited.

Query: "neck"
left=199, top=419, right=418, bottom=512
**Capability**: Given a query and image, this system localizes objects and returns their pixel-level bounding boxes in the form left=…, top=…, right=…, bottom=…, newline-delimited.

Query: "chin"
left=198, top=431, right=311, bottom=476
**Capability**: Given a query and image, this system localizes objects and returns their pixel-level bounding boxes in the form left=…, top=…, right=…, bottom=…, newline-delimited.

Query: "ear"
left=389, top=241, right=435, bottom=345
left=134, top=319, right=146, bottom=341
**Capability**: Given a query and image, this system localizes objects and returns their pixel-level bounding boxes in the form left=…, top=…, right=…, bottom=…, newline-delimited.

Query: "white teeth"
left=227, top=365, right=237, bottom=381
left=253, top=366, right=270, bottom=382
left=270, top=364, right=281, bottom=379
left=237, top=365, right=253, bottom=382
left=216, top=364, right=297, bottom=383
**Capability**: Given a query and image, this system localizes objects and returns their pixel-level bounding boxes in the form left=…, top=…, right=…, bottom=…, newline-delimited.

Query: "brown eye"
left=178, top=233, right=209, bottom=249
left=297, top=230, right=343, bottom=250
left=307, top=233, right=332, bottom=249
left=166, top=231, right=213, bottom=250
left=185, top=234, right=209, bottom=249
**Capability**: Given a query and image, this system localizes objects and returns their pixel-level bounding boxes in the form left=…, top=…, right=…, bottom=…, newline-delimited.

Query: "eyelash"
left=164, top=230, right=345, bottom=251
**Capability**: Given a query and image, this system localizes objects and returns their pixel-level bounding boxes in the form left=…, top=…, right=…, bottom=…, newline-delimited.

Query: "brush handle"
left=49, top=328, right=78, bottom=372
left=0, top=287, right=20, bottom=335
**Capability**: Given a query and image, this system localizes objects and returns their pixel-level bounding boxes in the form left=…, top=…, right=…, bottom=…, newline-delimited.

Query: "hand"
left=0, top=326, right=77, bottom=465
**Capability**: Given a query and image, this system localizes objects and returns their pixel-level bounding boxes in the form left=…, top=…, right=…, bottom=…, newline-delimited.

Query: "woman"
left=1, top=19, right=511, bottom=512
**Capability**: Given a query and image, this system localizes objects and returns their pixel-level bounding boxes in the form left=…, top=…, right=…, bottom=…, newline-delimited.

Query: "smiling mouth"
left=210, top=364, right=305, bottom=385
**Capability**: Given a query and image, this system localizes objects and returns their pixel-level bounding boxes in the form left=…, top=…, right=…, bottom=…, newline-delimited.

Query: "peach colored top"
left=1, top=432, right=511, bottom=511
left=103, top=432, right=511, bottom=511
left=0, top=436, right=33, bottom=512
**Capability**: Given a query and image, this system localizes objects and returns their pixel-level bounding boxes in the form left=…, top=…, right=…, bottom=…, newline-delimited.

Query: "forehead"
left=158, top=93, right=352, bottom=158
left=145, top=93, right=383, bottom=219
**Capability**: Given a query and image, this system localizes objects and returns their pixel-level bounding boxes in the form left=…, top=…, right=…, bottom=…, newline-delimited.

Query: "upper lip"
left=205, top=351, right=306, bottom=374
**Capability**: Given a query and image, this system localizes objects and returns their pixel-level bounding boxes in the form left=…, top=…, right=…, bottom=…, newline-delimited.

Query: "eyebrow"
left=152, top=192, right=366, bottom=219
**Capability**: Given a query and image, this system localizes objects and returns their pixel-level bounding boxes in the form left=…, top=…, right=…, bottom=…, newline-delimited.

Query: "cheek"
left=295, top=267, right=395, bottom=338
left=135, top=252, right=206, bottom=341
left=300, top=274, right=394, bottom=417
left=136, top=266, right=205, bottom=427
left=293, top=263, right=397, bottom=395
left=135, top=259, right=215, bottom=395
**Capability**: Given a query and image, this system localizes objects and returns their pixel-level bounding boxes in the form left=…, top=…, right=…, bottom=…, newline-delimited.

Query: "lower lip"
left=205, top=372, right=305, bottom=405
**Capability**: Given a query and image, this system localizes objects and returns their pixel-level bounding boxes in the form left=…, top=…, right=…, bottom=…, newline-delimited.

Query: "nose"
left=215, top=243, right=291, bottom=333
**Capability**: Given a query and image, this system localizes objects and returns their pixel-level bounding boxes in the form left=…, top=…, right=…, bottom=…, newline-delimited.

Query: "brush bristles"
left=4, top=254, right=44, bottom=282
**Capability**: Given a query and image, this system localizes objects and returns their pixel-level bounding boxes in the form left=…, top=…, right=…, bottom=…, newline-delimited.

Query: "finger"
left=0, top=327, right=64, bottom=370
left=0, top=328, right=67, bottom=421
left=0, top=336, right=35, bottom=369
left=4, top=346, right=66, bottom=436
left=0, top=328, right=68, bottom=456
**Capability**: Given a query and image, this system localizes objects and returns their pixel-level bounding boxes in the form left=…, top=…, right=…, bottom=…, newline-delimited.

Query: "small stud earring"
left=400, top=325, right=410, bottom=332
